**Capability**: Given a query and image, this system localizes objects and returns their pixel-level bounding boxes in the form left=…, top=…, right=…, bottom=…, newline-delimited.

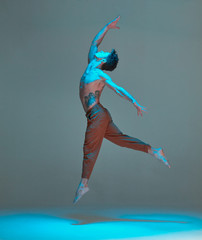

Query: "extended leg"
left=73, top=108, right=110, bottom=204
left=81, top=114, right=109, bottom=179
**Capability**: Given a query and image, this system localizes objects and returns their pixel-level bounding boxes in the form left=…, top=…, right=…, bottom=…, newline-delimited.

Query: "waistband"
left=85, top=102, right=103, bottom=117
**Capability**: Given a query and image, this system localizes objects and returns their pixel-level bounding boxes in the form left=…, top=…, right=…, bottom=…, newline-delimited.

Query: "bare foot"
left=73, top=179, right=90, bottom=204
left=149, top=147, right=171, bottom=168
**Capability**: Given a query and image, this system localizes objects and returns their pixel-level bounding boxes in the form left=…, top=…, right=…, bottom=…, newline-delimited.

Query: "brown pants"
left=81, top=102, right=151, bottom=179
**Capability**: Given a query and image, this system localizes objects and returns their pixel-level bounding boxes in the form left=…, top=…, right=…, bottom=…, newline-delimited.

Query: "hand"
left=133, top=102, right=147, bottom=117
left=107, top=16, right=120, bottom=30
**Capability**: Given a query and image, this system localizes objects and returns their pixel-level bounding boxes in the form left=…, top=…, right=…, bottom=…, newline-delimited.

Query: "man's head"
left=95, top=49, right=119, bottom=71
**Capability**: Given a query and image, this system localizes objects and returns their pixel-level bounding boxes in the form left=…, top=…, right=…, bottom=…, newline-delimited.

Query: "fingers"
left=114, top=16, right=120, bottom=21
left=141, top=107, right=147, bottom=113
left=137, top=109, right=142, bottom=117
left=110, top=16, right=120, bottom=24
left=136, top=106, right=148, bottom=117
left=107, top=16, right=121, bottom=30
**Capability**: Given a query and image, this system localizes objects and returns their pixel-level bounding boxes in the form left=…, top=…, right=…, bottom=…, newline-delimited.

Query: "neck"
left=95, top=59, right=104, bottom=69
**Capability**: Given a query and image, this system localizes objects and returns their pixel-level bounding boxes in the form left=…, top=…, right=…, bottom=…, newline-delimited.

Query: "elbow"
left=92, top=40, right=98, bottom=46
left=115, top=87, right=124, bottom=97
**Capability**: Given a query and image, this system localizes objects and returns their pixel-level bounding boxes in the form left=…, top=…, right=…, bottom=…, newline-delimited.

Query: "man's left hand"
left=134, top=103, right=147, bottom=117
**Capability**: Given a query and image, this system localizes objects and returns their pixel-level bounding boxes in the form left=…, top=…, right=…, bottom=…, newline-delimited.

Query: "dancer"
left=73, top=16, right=170, bottom=204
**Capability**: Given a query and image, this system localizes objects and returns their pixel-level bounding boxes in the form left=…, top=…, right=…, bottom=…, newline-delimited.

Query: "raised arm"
left=102, top=73, right=147, bottom=117
left=88, top=16, right=120, bottom=63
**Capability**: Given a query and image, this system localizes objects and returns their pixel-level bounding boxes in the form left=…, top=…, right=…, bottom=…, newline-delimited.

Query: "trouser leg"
left=81, top=105, right=110, bottom=180
left=104, top=118, right=151, bottom=153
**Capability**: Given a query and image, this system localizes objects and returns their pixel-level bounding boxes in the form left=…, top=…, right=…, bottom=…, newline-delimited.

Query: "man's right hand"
left=107, top=16, right=120, bottom=30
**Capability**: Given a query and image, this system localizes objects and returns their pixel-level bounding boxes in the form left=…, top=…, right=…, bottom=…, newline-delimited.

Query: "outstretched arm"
left=88, top=16, right=120, bottom=63
left=103, top=74, right=147, bottom=117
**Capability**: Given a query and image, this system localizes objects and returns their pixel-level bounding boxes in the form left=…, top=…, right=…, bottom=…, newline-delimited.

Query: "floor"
left=0, top=206, right=202, bottom=240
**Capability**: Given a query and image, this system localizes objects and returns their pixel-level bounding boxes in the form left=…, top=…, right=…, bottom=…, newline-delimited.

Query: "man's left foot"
left=150, top=147, right=171, bottom=168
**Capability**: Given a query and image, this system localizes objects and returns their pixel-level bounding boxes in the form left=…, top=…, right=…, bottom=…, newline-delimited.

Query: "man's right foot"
left=73, top=178, right=89, bottom=204
left=73, top=186, right=89, bottom=204
left=150, top=147, right=171, bottom=168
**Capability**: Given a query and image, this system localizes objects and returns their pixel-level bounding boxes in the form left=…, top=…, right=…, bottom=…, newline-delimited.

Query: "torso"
left=79, top=59, right=106, bottom=113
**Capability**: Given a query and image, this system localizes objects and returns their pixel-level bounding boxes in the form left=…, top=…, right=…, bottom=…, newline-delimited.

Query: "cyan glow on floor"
left=0, top=207, right=202, bottom=240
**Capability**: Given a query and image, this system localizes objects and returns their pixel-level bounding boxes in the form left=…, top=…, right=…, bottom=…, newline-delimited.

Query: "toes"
left=73, top=187, right=89, bottom=204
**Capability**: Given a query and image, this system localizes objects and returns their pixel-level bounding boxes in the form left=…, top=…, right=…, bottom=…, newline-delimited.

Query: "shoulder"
left=88, top=44, right=98, bottom=63
left=96, top=69, right=111, bottom=80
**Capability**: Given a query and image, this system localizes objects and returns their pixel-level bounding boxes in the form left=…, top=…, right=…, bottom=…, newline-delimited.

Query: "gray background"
left=0, top=0, right=202, bottom=210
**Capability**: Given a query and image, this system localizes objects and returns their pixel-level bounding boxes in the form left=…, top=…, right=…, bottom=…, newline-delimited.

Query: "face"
left=95, top=51, right=110, bottom=59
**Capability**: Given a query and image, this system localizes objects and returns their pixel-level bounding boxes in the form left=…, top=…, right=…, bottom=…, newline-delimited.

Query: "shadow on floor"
left=66, top=213, right=189, bottom=225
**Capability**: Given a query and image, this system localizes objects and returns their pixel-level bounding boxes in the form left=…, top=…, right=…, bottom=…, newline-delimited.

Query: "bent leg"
left=103, top=110, right=170, bottom=168
left=104, top=120, right=151, bottom=153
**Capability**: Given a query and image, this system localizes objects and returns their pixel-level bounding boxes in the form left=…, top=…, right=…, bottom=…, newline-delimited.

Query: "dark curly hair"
left=101, top=49, right=119, bottom=71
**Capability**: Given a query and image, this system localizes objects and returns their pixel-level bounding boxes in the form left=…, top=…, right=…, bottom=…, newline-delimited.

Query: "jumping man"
left=73, top=16, right=170, bottom=204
